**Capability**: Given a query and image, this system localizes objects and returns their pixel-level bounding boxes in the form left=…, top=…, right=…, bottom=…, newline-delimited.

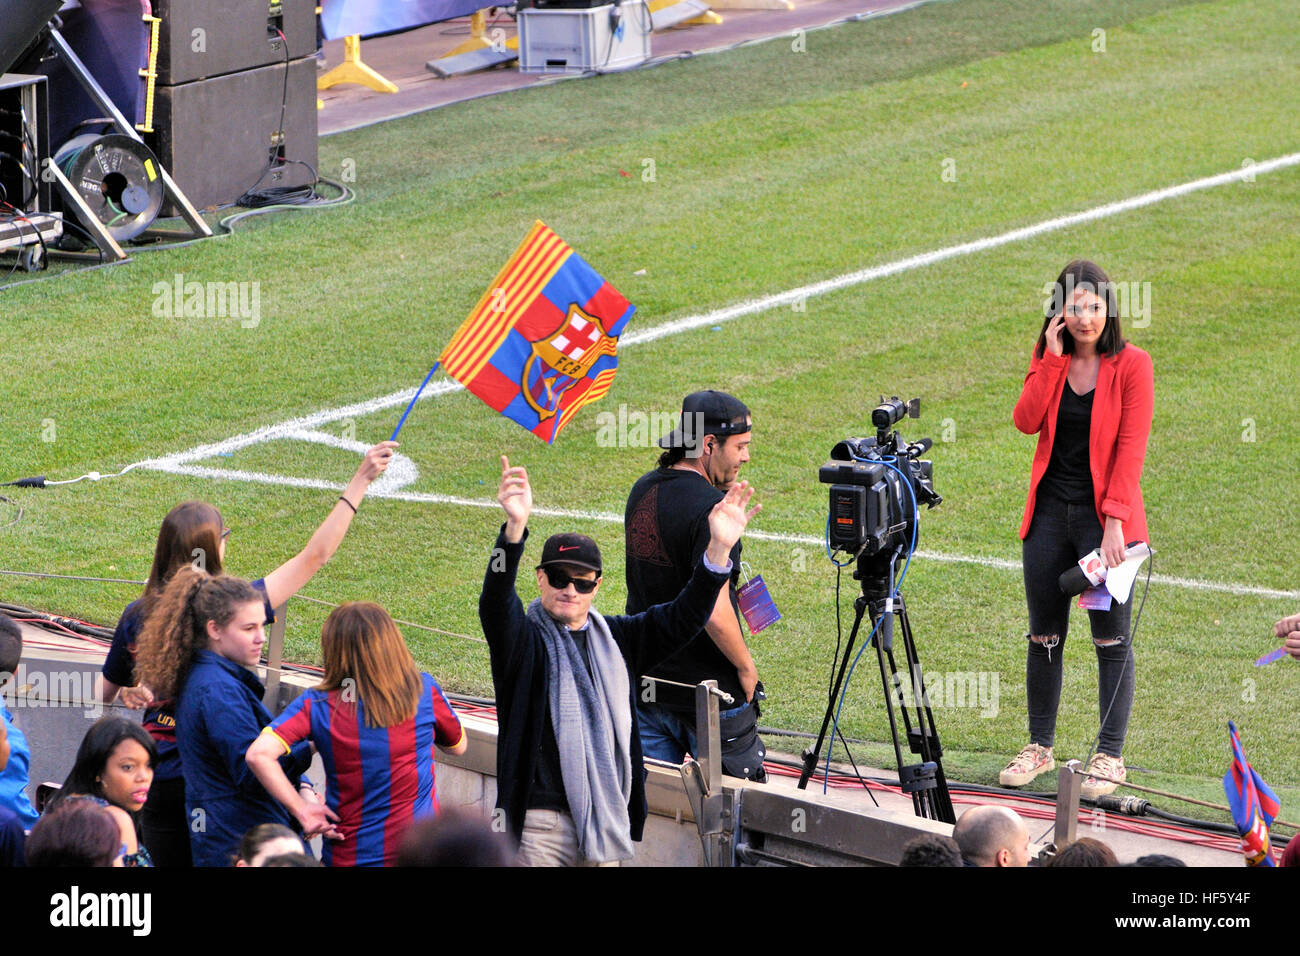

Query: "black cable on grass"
left=0, top=601, right=115, bottom=642
left=1144, top=805, right=1240, bottom=836
left=237, top=160, right=323, bottom=208
left=133, top=176, right=354, bottom=252
left=762, top=752, right=1250, bottom=842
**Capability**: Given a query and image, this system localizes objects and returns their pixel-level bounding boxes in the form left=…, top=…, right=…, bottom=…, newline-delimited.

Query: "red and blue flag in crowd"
left=1223, top=720, right=1280, bottom=866
left=438, top=221, right=635, bottom=443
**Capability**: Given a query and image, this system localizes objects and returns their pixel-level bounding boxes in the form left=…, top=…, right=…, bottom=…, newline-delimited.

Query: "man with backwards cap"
left=624, top=390, right=767, bottom=780
left=480, top=455, right=760, bottom=866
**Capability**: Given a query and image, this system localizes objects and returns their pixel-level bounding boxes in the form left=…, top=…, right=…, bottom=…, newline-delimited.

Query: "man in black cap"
left=624, top=390, right=767, bottom=780
left=480, top=455, right=759, bottom=866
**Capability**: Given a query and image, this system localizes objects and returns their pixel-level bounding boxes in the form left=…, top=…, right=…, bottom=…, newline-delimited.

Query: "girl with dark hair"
left=47, top=716, right=157, bottom=866
left=1003, top=260, right=1153, bottom=798
left=233, top=822, right=304, bottom=867
left=245, top=602, right=466, bottom=867
left=100, top=440, right=396, bottom=865
left=136, top=568, right=321, bottom=867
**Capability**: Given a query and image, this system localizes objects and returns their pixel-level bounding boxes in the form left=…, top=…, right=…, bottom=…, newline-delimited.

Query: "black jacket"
left=479, top=525, right=729, bottom=845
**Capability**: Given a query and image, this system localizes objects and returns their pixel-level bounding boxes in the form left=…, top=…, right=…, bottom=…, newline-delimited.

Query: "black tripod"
left=797, top=547, right=955, bottom=824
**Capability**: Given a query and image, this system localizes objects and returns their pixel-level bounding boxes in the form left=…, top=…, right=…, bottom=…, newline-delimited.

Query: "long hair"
left=134, top=568, right=262, bottom=699
left=656, top=445, right=689, bottom=470
left=319, top=603, right=423, bottom=729
left=1035, top=259, right=1125, bottom=358
left=141, top=501, right=226, bottom=617
left=50, top=716, right=157, bottom=812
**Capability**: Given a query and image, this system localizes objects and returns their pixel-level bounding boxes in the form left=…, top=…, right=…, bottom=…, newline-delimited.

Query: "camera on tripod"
left=819, top=397, right=943, bottom=556
left=800, top=397, right=954, bottom=820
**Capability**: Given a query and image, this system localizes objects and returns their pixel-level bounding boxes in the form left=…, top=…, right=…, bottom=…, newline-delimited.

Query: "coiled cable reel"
left=53, top=131, right=164, bottom=241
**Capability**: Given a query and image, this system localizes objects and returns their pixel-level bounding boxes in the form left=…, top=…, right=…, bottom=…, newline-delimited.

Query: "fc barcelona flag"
left=439, top=222, right=635, bottom=443
left=1223, top=721, right=1281, bottom=866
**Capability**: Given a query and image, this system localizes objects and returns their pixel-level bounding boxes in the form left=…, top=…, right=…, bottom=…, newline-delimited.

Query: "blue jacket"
left=0, top=706, right=38, bottom=829
left=175, top=650, right=311, bottom=867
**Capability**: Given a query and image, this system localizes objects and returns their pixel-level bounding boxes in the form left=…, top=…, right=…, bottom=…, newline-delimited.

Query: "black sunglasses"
left=542, top=567, right=599, bottom=594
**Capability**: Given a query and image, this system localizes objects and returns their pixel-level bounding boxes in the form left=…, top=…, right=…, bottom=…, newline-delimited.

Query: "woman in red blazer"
left=1002, top=260, right=1153, bottom=799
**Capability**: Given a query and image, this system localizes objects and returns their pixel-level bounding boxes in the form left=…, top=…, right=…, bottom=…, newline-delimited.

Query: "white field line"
left=133, top=151, right=1300, bottom=603
left=140, top=151, right=1300, bottom=470
left=618, top=152, right=1300, bottom=345
left=142, top=460, right=1300, bottom=601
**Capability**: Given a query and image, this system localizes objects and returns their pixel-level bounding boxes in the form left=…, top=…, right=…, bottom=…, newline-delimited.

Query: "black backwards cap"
left=657, top=390, right=751, bottom=449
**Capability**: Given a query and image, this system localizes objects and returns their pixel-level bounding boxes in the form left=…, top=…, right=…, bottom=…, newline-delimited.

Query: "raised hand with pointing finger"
left=498, top=456, right=533, bottom=543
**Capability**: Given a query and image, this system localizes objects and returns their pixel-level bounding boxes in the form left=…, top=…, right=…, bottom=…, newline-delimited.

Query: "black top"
left=1038, top=383, right=1095, bottom=504
left=479, top=526, right=729, bottom=845
left=530, top=710, right=568, bottom=812
left=529, top=627, right=594, bottom=812
left=624, top=468, right=743, bottom=714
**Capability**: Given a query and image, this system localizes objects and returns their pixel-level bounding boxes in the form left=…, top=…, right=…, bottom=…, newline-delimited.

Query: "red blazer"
left=1014, top=343, right=1153, bottom=543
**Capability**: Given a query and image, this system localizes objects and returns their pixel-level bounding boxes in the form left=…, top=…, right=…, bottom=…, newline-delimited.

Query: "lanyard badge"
left=736, top=561, right=781, bottom=633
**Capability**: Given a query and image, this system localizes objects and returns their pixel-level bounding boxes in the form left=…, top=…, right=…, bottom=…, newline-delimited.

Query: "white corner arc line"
left=143, top=378, right=466, bottom=467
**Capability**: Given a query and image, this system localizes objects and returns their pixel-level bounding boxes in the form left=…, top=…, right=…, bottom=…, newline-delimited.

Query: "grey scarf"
left=527, top=599, right=634, bottom=863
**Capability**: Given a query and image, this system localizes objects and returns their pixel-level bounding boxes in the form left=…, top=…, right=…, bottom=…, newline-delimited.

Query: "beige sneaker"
left=1080, top=753, right=1126, bottom=798
left=1000, top=743, right=1055, bottom=786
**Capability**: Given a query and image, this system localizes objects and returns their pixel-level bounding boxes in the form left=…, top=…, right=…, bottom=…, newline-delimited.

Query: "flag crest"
left=439, top=222, right=634, bottom=443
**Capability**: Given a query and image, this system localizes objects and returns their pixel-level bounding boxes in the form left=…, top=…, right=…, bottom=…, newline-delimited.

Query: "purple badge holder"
left=737, top=562, right=781, bottom=634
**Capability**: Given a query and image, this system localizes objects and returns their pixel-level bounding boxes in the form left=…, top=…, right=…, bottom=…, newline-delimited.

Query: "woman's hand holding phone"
left=1045, top=314, right=1067, bottom=356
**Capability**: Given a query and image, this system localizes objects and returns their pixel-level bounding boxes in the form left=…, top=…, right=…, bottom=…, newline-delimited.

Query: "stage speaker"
left=148, top=56, right=317, bottom=212
left=152, top=0, right=317, bottom=86
left=0, top=0, right=62, bottom=75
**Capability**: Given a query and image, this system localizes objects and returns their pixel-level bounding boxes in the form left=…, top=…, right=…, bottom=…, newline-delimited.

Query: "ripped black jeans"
left=1022, top=494, right=1134, bottom=756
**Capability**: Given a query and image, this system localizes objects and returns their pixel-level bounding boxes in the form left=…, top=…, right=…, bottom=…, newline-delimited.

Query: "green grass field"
left=3, top=0, right=1299, bottom=820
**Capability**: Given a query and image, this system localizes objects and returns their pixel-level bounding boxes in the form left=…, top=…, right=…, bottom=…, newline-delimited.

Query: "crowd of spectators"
left=1, top=425, right=1294, bottom=868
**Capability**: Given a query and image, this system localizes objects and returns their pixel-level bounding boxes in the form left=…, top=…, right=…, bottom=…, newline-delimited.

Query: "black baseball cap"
left=537, top=533, right=602, bottom=574
left=657, top=390, right=751, bottom=449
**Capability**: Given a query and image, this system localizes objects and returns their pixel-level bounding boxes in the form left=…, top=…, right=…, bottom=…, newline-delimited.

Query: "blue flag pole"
left=390, top=361, right=441, bottom=441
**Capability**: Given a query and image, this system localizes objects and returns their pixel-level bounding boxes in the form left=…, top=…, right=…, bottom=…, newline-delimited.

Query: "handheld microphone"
left=1058, top=542, right=1153, bottom=603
